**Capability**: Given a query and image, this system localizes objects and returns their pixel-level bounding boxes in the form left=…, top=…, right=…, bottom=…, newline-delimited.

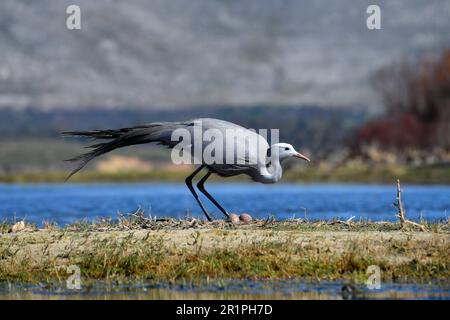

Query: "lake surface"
left=0, top=183, right=448, bottom=225
left=1, top=280, right=449, bottom=300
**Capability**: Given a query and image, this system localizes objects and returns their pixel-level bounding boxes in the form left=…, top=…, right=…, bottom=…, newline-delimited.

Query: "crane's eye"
left=284, top=147, right=289, bottom=151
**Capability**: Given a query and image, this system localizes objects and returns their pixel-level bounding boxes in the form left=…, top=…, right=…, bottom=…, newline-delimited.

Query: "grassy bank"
left=286, top=163, right=450, bottom=184
left=0, top=219, right=448, bottom=285
left=1, top=163, right=450, bottom=184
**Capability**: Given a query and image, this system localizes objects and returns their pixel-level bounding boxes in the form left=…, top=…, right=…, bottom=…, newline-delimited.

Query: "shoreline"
left=1, top=163, right=450, bottom=184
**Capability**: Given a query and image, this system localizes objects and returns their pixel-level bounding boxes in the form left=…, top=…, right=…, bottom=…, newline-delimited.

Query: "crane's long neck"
left=258, top=156, right=283, bottom=184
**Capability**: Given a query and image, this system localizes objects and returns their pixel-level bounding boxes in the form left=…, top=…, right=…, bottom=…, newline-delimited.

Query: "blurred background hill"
left=0, top=0, right=449, bottom=181
left=1, top=0, right=449, bottom=109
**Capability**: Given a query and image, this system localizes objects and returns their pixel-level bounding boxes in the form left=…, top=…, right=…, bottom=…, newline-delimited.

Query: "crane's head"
left=270, top=143, right=310, bottom=162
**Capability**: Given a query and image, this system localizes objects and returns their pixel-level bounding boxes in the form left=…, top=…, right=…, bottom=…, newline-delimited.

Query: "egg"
left=239, top=213, right=252, bottom=224
left=228, top=213, right=240, bottom=224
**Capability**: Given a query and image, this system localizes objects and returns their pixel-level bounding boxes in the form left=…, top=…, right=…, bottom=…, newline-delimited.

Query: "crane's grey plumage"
left=63, top=118, right=310, bottom=221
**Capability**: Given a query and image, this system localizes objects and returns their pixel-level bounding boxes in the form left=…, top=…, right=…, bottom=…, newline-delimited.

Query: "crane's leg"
left=197, top=171, right=230, bottom=219
left=185, top=165, right=213, bottom=221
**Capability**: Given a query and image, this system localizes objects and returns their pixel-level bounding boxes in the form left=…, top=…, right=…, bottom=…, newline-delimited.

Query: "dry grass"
left=0, top=216, right=448, bottom=286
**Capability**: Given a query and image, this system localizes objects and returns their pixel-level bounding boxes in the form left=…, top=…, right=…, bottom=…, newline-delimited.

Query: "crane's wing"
left=191, top=118, right=270, bottom=167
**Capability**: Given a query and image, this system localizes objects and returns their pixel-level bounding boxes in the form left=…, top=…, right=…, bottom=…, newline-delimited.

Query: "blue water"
left=2, top=280, right=449, bottom=300
left=0, top=183, right=448, bottom=225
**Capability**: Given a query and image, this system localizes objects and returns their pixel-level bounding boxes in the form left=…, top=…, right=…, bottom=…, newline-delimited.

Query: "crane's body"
left=63, top=118, right=310, bottom=221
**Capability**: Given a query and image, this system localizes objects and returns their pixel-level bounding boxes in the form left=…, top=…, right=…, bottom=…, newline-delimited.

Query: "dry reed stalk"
left=396, top=179, right=426, bottom=231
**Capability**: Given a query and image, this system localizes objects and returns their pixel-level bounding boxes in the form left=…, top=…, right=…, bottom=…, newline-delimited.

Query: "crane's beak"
left=293, top=152, right=310, bottom=162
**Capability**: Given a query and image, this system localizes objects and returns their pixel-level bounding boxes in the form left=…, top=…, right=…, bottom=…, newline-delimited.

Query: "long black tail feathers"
left=62, top=127, right=144, bottom=181
left=63, top=139, right=116, bottom=182
left=62, top=122, right=181, bottom=181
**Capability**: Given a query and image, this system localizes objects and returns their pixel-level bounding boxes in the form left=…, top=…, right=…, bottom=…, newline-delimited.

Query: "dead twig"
left=396, top=179, right=406, bottom=228
left=395, top=179, right=426, bottom=232
left=262, top=215, right=275, bottom=227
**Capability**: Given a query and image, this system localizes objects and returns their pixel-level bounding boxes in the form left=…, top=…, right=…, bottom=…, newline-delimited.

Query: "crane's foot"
left=203, top=211, right=213, bottom=222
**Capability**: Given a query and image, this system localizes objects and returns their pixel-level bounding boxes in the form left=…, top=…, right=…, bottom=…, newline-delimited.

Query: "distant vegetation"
left=2, top=162, right=450, bottom=184
left=354, top=48, right=450, bottom=152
